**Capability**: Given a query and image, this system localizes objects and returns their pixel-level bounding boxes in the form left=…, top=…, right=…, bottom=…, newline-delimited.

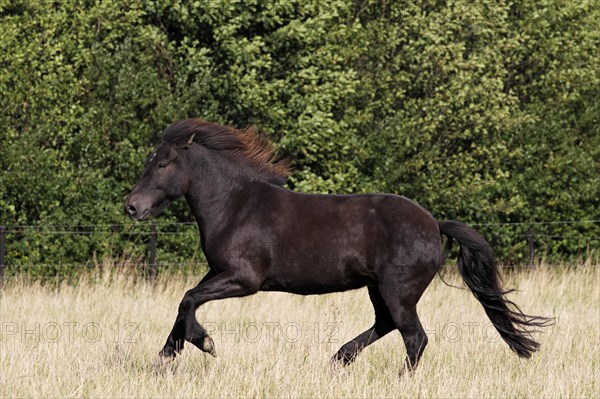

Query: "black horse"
left=125, top=119, right=551, bottom=371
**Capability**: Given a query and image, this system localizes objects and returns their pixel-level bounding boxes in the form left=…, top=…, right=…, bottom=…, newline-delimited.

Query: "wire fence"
left=0, top=222, right=202, bottom=284
left=0, top=219, right=598, bottom=284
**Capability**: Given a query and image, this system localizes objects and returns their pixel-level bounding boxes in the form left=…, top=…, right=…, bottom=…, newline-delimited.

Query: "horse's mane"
left=163, top=118, right=291, bottom=185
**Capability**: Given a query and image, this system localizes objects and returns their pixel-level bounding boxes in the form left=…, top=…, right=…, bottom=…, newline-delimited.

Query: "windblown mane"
left=163, top=118, right=291, bottom=185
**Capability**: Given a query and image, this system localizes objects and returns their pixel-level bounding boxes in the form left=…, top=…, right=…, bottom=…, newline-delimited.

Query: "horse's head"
left=124, top=140, right=192, bottom=221
left=125, top=118, right=291, bottom=221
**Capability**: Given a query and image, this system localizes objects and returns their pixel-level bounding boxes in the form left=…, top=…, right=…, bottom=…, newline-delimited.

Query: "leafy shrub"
left=0, top=0, right=597, bottom=277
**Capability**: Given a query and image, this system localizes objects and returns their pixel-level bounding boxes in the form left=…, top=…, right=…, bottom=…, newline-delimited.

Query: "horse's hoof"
left=201, top=335, right=217, bottom=357
left=399, top=364, right=416, bottom=378
left=329, top=358, right=344, bottom=372
left=330, top=352, right=354, bottom=368
left=155, top=353, right=175, bottom=366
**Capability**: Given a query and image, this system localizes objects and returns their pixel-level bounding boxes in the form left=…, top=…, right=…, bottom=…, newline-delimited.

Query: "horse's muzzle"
left=124, top=196, right=151, bottom=221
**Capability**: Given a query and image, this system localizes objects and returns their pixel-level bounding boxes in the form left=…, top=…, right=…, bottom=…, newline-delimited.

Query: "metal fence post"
left=148, top=223, right=157, bottom=281
left=527, top=228, right=535, bottom=268
left=0, top=226, right=6, bottom=287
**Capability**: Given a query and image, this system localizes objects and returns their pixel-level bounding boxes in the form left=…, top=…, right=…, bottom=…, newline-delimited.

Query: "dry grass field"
left=1, top=263, right=598, bottom=398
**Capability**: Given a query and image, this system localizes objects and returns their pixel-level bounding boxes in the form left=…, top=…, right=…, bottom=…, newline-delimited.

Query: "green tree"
left=1, top=0, right=597, bottom=277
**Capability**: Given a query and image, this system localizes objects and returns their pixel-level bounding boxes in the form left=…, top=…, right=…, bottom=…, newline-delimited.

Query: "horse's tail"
left=438, top=220, right=553, bottom=358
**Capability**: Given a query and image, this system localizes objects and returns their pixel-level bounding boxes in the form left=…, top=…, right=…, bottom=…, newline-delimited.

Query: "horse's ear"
left=182, top=133, right=196, bottom=149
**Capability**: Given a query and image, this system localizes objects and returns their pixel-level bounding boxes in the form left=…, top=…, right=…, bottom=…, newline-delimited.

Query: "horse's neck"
left=186, top=178, right=233, bottom=220
left=184, top=161, right=256, bottom=236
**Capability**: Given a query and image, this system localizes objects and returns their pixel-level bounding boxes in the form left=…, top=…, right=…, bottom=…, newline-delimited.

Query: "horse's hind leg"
left=332, top=286, right=395, bottom=366
left=388, top=304, right=428, bottom=372
left=378, top=278, right=434, bottom=372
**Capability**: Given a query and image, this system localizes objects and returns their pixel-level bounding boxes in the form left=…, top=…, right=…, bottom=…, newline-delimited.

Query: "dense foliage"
left=0, top=0, right=598, bottom=276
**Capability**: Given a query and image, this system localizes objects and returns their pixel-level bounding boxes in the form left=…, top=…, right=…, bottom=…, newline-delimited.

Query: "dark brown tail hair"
left=438, top=220, right=553, bottom=358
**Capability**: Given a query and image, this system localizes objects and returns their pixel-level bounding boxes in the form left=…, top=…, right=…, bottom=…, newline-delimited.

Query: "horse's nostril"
left=126, top=204, right=137, bottom=216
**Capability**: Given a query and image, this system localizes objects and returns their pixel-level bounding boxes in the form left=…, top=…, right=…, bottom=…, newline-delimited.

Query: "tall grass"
left=1, top=263, right=598, bottom=398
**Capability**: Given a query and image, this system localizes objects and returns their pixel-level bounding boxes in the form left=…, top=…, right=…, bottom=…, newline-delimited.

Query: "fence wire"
left=0, top=219, right=598, bottom=283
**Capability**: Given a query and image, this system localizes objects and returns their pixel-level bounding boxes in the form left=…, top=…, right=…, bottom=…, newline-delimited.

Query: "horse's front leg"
left=158, top=271, right=260, bottom=364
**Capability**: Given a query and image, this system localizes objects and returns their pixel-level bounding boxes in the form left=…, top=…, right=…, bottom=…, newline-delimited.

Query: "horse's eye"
left=158, top=163, right=166, bottom=170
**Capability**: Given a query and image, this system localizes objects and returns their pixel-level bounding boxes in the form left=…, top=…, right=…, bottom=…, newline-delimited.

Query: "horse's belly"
left=260, top=262, right=374, bottom=295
